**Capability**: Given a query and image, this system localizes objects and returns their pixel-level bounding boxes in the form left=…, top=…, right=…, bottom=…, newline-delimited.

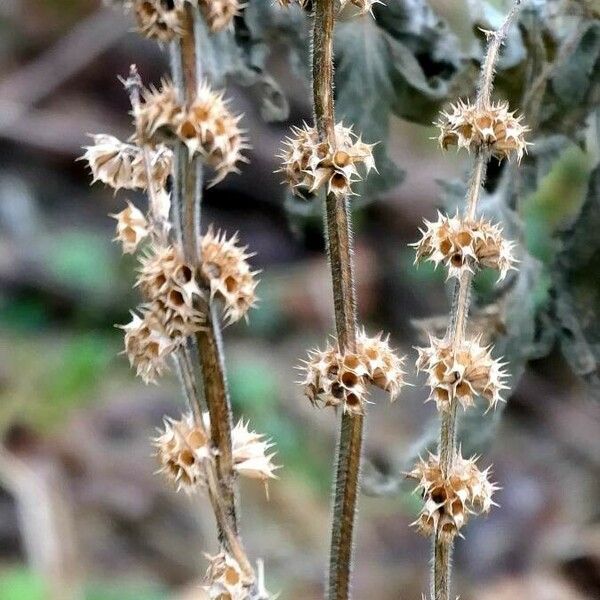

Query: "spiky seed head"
left=203, top=551, right=253, bottom=599
left=278, top=122, right=376, bottom=199
left=80, top=134, right=172, bottom=191
left=435, top=100, right=530, bottom=162
left=196, top=0, right=241, bottom=32
left=121, top=309, right=175, bottom=383
left=415, top=336, right=508, bottom=412
left=137, top=245, right=205, bottom=337
left=179, top=80, right=249, bottom=185
left=135, top=79, right=183, bottom=144
left=408, top=452, right=498, bottom=540
left=200, top=227, right=258, bottom=325
left=132, top=0, right=185, bottom=42
left=298, top=331, right=406, bottom=415
left=135, top=80, right=248, bottom=184
left=110, top=201, right=150, bottom=254
left=411, top=213, right=518, bottom=281
left=232, top=420, right=280, bottom=486
left=154, top=412, right=212, bottom=492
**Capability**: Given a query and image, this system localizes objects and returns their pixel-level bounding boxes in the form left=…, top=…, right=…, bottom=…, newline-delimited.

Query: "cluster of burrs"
left=278, top=122, right=376, bottom=199
left=298, top=331, right=406, bottom=415
left=130, top=0, right=241, bottom=41
left=408, top=452, right=498, bottom=540
left=154, top=413, right=278, bottom=494
left=412, top=212, right=518, bottom=281
left=436, top=99, right=530, bottom=162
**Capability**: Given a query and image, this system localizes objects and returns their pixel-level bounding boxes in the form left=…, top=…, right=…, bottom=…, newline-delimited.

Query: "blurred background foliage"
left=0, top=0, right=598, bottom=598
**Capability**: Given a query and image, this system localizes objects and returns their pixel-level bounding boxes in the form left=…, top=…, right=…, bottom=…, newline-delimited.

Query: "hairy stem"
left=172, top=4, right=240, bottom=544
left=432, top=4, right=522, bottom=598
left=312, top=0, right=362, bottom=597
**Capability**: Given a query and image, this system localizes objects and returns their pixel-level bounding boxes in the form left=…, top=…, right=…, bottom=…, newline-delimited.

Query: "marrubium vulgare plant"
left=80, top=2, right=278, bottom=597
left=279, top=0, right=407, bottom=598
left=408, top=2, right=528, bottom=599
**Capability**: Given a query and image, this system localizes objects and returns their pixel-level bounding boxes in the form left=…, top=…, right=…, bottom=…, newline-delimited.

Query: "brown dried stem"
left=432, top=3, right=521, bottom=599
left=312, top=1, right=362, bottom=598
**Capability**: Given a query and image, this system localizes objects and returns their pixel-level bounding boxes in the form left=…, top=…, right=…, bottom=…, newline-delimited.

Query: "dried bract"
left=154, top=412, right=212, bottom=492
left=416, top=336, right=508, bottom=411
left=232, top=420, right=279, bottom=486
left=137, top=245, right=205, bottom=337
left=412, top=213, right=517, bottom=281
left=196, top=0, right=240, bottom=32
left=132, top=0, right=185, bottom=42
left=81, top=134, right=172, bottom=191
left=204, top=552, right=252, bottom=599
left=121, top=309, right=174, bottom=383
left=408, top=452, right=497, bottom=540
left=200, top=228, right=259, bottom=325
left=110, top=201, right=150, bottom=254
left=436, top=100, right=529, bottom=162
left=278, top=122, right=375, bottom=199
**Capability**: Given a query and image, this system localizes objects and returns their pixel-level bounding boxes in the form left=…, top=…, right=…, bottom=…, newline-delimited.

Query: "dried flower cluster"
left=200, top=228, right=259, bottom=325
left=278, top=122, right=375, bottom=199
left=82, top=134, right=172, bottom=192
left=154, top=413, right=278, bottom=494
left=85, top=0, right=274, bottom=592
left=204, top=552, right=252, bottom=599
left=412, top=213, right=517, bottom=281
left=130, top=0, right=238, bottom=41
left=197, top=0, right=241, bottom=32
left=416, top=336, right=508, bottom=412
left=436, top=100, right=529, bottom=162
left=132, top=0, right=185, bottom=42
left=408, top=452, right=497, bottom=540
left=110, top=202, right=150, bottom=254
left=136, top=80, right=248, bottom=185
left=299, top=331, right=406, bottom=415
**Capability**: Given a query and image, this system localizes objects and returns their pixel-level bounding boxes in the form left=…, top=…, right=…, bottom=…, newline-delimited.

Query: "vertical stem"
left=431, top=4, right=522, bottom=598
left=171, top=3, right=239, bottom=541
left=312, top=0, right=362, bottom=597
left=312, top=0, right=336, bottom=144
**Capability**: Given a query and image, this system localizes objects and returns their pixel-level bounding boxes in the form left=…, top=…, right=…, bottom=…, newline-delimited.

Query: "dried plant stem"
left=170, top=3, right=241, bottom=548
left=432, top=4, right=521, bottom=599
left=312, top=0, right=362, bottom=597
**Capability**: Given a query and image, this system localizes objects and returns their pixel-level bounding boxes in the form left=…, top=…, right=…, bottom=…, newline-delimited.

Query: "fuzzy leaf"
left=334, top=2, right=462, bottom=196
left=553, top=165, right=600, bottom=391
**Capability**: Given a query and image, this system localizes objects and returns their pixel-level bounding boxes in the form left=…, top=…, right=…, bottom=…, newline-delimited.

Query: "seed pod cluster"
left=154, top=413, right=278, bottom=494
left=436, top=100, right=529, bottom=162
left=136, top=80, right=248, bottom=185
left=278, top=122, right=375, bottom=199
left=415, top=336, right=508, bottom=412
left=82, top=134, right=172, bottom=192
left=408, top=452, right=497, bottom=540
left=412, top=213, right=517, bottom=281
left=299, top=331, right=406, bottom=415
left=203, top=551, right=252, bottom=600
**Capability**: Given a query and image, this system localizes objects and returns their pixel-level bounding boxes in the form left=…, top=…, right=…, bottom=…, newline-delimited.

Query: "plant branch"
left=173, top=3, right=240, bottom=542
left=311, top=1, right=362, bottom=598
left=432, top=3, right=522, bottom=599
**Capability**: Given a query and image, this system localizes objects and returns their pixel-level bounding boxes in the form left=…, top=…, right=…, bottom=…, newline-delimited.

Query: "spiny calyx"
left=299, top=330, right=406, bottom=415
left=436, top=100, right=529, bottom=162
left=136, top=79, right=249, bottom=185
left=278, top=122, right=375, bottom=199
left=416, top=336, right=508, bottom=412
left=412, top=212, right=518, bottom=281
left=408, top=452, right=497, bottom=541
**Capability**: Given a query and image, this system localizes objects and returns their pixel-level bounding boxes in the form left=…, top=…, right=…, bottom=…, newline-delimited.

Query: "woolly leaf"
left=553, top=165, right=600, bottom=391
left=334, top=2, right=461, bottom=196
